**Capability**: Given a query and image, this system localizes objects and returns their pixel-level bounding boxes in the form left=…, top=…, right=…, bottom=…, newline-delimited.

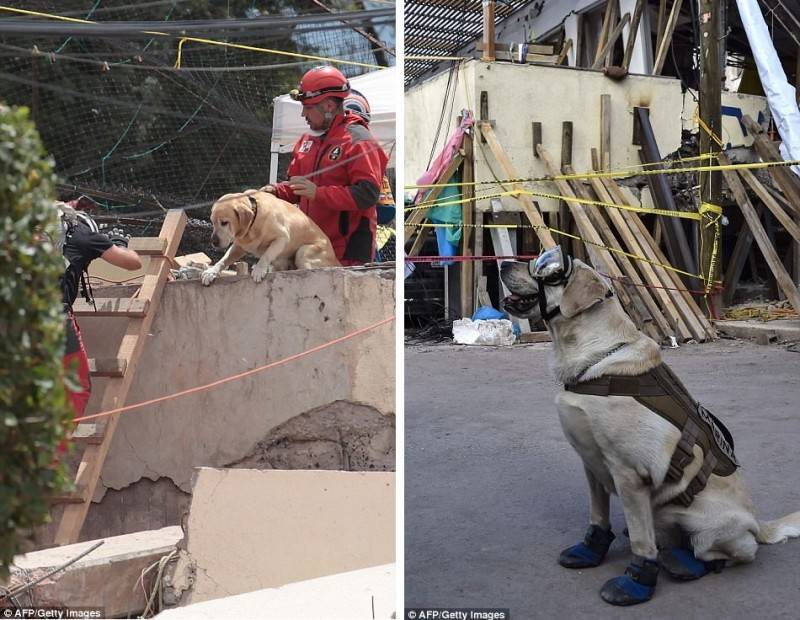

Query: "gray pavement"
left=405, top=338, right=800, bottom=619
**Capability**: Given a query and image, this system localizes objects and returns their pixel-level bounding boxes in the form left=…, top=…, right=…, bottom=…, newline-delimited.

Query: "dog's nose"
left=211, top=234, right=219, bottom=248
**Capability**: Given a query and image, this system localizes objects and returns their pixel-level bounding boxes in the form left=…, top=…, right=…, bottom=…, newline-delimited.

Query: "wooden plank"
left=656, top=0, right=667, bottom=53
left=622, top=0, right=645, bottom=71
left=741, top=115, right=800, bottom=216
left=478, top=122, right=557, bottom=250
left=556, top=38, right=573, bottom=65
left=72, top=298, right=149, bottom=317
left=600, top=94, right=612, bottom=171
left=652, top=0, right=683, bottom=75
left=719, top=152, right=800, bottom=313
left=70, top=423, right=105, bottom=445
left=591, top=12, right=631, bottom=70
left=460, top=131, right=475, bottom=318
left=472, top=50, right=557, bottom=63
left=589, top=177, right=700, bottom=341
left=128, top=237, right=166, bottom=255
left=88, top=358, right=127, bottom=378
left=538, top=145, right=658, bottom=339
left=561, top=121, right=574, bottom=258
left=481, top=0, right=495, bottom=61
left=490, top=202, right=530, bottom=333
left=519, top=331, right=552, bottom=343
left=723, top=216, right=754, bottom=307
left=738, top=166, right=800, bottom=243
left=595, top=0, right=616, bottom=66
left=604, top=179, right=717, bottom=339
left=54, top=209, right=187, bottom=546
left=572, top=175, right=673, bottom=339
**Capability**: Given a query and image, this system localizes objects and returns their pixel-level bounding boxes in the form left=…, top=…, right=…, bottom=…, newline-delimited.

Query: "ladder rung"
left=49, top=486, right=87, bottom=504
left=88, top=358, right=127, bottom=377
left=72, top=298, right=149, bottom=317
left=71, top=422, right=106, bottom=445
left=128, top=237, right=167, bottom=255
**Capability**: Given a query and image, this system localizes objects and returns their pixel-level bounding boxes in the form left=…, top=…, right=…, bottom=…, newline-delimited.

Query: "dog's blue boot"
left=599, top=556, right=659, bottom=606
left=658, top=548, right=725, bottom=581
left=558, top=525, right=615, bottom=569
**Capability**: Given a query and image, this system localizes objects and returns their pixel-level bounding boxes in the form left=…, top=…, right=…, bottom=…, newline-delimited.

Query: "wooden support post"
left=723, top=217, right=753, bottom=307
left=698, top=0, right=722, bottom=314
left=477, top=122, right=557, bottom=250
left=605, top=180, right=717, bottom=339
left=557, top=38, right=573, bottom=66
left=600, top=94, right=612, bottom=171
left=538, top=145, right=659, bottom=339
left=622, top=0, right=645, bottom=72
left=561, top=121, right=574, bottom=258
left=591, top=12, right=631, bottom=70
left=738, top=167, right=800, bottom=243
left=532, top=122, right=542, bottom=158
left=461, top=131, right=475, bottom=318
left=653, top=0, right=684, bottom=75
left=481, top=0, right=496, bottom=62
left=719, top=152, right=800, bottom=313
left=595, top=0, right=616, bottom=66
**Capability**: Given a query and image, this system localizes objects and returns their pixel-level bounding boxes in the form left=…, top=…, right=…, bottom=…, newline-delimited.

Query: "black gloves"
left=108, top=227, right=130, bottom=248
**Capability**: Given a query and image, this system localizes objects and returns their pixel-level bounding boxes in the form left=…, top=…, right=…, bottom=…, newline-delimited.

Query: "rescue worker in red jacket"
left=263, top=66, right=388, bottom=266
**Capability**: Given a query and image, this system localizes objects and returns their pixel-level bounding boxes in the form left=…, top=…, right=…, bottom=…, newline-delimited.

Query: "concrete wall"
left=48, top=267, right=394, bottom=543
left=405, top=61, right=683, bottom=213
left=168, top=468, right=395, bottom=606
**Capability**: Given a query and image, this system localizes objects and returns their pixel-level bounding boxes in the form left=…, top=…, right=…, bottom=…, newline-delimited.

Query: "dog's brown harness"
left=565, top=363, right=738, bottom=507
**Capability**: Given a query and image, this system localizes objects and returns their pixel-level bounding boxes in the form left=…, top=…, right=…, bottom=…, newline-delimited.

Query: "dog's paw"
left=201, top=268, right=219, bottom=286
left=252, top=264, right=272, bottom=283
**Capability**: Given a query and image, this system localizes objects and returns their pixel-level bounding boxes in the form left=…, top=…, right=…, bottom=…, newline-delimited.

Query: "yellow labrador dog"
left=201, top=190, right=339, bottom=286
left=500, top=248, right=800, bottom=606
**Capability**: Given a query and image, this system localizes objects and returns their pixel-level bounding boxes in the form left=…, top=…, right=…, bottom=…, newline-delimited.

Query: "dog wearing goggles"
left=500, top=248, right=800, bottom=606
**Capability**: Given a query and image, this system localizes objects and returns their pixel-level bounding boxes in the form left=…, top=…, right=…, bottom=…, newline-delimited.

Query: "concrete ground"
left=405, top=337, right=800, bottom=619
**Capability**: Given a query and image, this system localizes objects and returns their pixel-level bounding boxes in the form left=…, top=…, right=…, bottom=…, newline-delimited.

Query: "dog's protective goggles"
left=530, top=246, right=573, bottom=285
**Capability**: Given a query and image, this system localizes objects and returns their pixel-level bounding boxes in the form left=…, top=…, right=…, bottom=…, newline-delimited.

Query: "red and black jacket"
left=273, top=111, right=388, bottom=265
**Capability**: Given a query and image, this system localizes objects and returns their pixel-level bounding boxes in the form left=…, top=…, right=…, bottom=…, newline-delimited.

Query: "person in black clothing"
left=57, top=200, right=141, bottom=418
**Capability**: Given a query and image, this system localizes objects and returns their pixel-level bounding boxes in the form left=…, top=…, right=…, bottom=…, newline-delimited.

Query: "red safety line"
left=406, top=255, right=539, bottom=262
left=72, top=315, right=395, bottom=424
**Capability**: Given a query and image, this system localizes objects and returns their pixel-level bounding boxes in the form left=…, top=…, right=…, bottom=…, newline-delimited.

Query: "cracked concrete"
left=42, top=267, right=394, bottom=547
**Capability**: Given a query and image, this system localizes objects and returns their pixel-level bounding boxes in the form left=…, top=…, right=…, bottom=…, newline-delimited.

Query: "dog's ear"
left=559, top=262, right=612, bottom=318
left=233, top=199, right=254, bottom=234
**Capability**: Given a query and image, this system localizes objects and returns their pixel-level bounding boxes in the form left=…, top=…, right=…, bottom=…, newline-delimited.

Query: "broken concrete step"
left=72, top=297, right=149, bottom=317
left=88, top=357, right=127, bottom=377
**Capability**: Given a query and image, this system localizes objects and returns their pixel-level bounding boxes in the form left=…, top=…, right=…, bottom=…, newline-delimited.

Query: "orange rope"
left=73, top=315, right=395, bottom=423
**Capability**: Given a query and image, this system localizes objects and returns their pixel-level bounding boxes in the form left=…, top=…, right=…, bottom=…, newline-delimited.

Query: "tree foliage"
left=0, top=102, right=71, bottom=578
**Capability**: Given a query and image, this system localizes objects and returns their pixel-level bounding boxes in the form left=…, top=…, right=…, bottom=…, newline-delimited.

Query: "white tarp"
left=736, top=0, right=800, bottom=175
left=271, top=65, right=396, bottom=167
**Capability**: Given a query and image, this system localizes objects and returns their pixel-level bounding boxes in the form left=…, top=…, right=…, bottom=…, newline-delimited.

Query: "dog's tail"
left=756, top=511, right=800, bottom=544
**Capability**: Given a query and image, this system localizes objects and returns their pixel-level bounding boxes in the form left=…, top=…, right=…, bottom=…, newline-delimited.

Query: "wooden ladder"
left=52, top=210, right=186, bottom=546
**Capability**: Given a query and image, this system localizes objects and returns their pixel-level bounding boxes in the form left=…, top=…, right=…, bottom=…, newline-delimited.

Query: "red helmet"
left=344, top=89, right=371, bottom=123
left=291, top=66, right=350, bottom=105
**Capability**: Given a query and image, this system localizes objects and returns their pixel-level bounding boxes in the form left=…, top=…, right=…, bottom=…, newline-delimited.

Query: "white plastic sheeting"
left=271, top=66, right=396, bottom=166
left=736, top=0, right=800, bottom=175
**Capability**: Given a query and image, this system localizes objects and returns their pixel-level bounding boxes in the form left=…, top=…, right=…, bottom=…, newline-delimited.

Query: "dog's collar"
left=242, top=194, right=258, bottom=237
left=572, top=342, right=628, bottom=383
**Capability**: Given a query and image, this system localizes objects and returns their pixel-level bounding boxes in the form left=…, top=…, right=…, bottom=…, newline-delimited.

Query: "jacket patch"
left=299, top=140, right=313, bottom=153
left=328, top=146, right=342, bottom=161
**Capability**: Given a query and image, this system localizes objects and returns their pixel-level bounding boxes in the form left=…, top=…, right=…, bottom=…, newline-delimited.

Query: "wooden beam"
left=557, top=38, right=573, bottom=66
left=719, top=152, right=800, bottom=313
left=128, top=237, right=166, bottom=255
left=591, top=12, right=631, bottom=70
left=475, top=41, right=555, bottom=55
left=460, top=131, right=475, bottom=318
left=595, top=0, right=616, bottom=66
left=723, top=215, right=753, bottom=307
left=738, top=166, right=800, bottom=243
left=622, top=0, right=645, bottom=72
left=604, top=179, right=717, bottom=339
left=653, top=0, right=684, bottom=75
left=404, top=153, right=464, bottom=243
left=477, top=122, right=557, bottom=249
left=481, top=0, right=495, bottom=62
left=72, top=298, right=149, bottom=317
left=742, top=114, right=800, bottom=216
left=600, top=94, right=612, bottom=171
left=561, top=122, right=574, bottom=258
left=538, top=145, right=658, bottom=338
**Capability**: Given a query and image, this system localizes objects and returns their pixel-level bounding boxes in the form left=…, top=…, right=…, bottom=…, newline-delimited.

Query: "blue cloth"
left=471, top=306, right=521, bottom=336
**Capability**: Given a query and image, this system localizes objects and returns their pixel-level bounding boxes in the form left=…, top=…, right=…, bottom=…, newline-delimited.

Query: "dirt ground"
left=405, top=337, right=800, bottom=619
